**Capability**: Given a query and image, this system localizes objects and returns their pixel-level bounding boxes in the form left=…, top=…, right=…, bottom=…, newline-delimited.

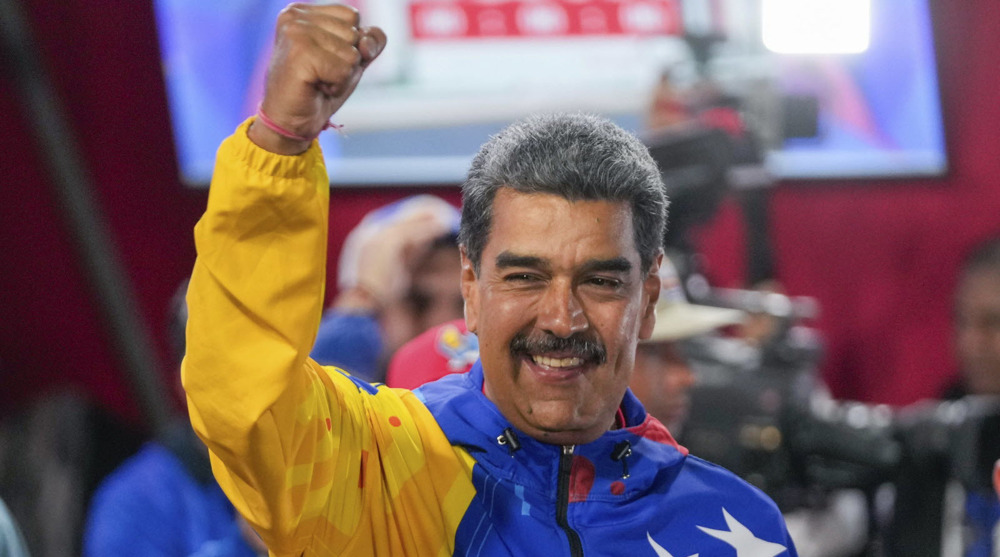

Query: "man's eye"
left=504, top=273, right=537, bottom=282
left=587, top=277, right=622, bottom=289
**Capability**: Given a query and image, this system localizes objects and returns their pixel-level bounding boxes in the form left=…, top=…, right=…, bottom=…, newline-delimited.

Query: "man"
left=182, top=4, right=796, bottom=555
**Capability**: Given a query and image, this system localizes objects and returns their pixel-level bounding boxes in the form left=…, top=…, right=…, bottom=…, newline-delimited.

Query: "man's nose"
left=537, top=279, right=588, bottom=338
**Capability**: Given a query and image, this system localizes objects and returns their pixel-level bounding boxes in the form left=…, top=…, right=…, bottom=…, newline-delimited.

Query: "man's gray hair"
left=459, top=113, right=668, bottom=274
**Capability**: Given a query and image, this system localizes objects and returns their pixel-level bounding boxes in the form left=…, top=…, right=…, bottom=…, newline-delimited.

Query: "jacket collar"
left=416, top=360, right=688, bottom=499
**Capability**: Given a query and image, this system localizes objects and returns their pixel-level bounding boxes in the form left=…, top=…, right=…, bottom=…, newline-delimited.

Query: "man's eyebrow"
left=580, top=257, right=633, bottom=274
left=495, top=252, right=547, bottom=270
left=495, top=252, right=633, bottom=274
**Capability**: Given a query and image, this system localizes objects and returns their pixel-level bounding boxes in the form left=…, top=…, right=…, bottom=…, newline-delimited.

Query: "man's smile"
left=520, top=352, right=593, bottom=384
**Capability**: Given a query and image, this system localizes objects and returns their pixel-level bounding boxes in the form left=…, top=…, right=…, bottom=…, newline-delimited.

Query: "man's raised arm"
left=181, top=4, right=385, bottom=553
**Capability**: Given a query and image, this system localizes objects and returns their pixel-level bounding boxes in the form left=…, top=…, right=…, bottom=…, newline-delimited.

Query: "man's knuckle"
left=285, top=2, right=311, bottom=14
left=279, top=3, right=308, bottom=23
left=284, top=26, right=314, bottom=51
left=335, top=5, right=361, bottom=25
left=346, top=27, right=361, bottom=45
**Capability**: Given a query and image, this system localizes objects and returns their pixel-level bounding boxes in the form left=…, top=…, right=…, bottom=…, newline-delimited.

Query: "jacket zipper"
left=556, top=445, right=584, bottom=557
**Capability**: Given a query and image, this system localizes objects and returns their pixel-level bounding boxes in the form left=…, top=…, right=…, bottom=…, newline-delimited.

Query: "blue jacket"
left=417, top=362, right=798, bottom=556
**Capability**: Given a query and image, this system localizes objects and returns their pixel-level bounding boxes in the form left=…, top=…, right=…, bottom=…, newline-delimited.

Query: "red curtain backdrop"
left=0, top=0, right=996, bottom=428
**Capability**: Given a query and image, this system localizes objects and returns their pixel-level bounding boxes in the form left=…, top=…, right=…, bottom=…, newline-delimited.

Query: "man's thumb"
left=359, top=26, right=387, bottom=67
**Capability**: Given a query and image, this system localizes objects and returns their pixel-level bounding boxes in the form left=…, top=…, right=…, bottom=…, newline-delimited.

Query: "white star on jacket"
left=647, top=508, right=787, bottom=557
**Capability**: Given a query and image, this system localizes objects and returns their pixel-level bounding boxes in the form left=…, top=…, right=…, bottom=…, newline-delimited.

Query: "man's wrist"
left=247, top=119, right=313, bottom=155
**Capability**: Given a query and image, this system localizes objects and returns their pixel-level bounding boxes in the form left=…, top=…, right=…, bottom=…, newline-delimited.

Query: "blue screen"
left=154, top=0, right=946, bottom=186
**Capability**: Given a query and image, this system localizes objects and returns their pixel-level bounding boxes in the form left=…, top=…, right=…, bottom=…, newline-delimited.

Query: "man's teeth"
left=531, top=355, right=584, bottom=368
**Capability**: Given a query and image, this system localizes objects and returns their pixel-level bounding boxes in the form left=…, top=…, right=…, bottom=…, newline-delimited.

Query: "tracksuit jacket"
left=182, top=118, right=797, bottom=556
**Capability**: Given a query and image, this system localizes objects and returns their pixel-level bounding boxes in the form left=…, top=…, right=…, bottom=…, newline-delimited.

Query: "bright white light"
left=762, top=0, right=870, bottom=54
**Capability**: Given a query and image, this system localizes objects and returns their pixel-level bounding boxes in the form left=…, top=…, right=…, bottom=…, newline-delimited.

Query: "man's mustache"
left=509, top=332, right=607, bottom=365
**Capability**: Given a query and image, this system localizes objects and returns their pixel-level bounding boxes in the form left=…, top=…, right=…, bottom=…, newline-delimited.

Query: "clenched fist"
left=249, top=3, right=386, bottom=154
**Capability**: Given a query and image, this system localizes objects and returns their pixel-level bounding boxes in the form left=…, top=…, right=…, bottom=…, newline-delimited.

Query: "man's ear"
left=638, top=251, right=663, bottom=340
left=460, top=246, right=480, bottom=334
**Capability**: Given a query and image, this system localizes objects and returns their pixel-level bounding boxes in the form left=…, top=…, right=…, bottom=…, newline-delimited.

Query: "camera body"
left=677, top=310, right=1000, bottom=555
left=681, top=321, right=1000, bottom=502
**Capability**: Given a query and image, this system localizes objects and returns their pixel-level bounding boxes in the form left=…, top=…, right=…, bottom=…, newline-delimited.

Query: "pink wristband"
left=255, top=104, right=344, bottom=142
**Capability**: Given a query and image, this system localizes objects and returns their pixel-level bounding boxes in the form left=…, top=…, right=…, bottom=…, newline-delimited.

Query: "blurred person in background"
left=384, top=317, right=478, bottom=390
left=950, top=236, right=1000, bottom=399
left=627, top=258, right=744, bottom=435
left=310, top=195, right=464, bottom=382
left=943, top=236, right=1000, bottom=557
left=83, top=281, right=266, bottom=557
left=796, top=235, right=1000, bottom=557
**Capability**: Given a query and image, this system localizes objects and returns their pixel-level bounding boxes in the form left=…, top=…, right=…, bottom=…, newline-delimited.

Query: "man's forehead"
left=488, top=188, right=634, bottom=233
left=486, top=203, right=639, bottom=263
left=489, top=187, right=632, bottom=213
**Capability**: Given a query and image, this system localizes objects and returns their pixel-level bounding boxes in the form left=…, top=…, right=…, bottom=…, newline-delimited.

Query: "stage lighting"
left=762, top=0, right=870, bottom=54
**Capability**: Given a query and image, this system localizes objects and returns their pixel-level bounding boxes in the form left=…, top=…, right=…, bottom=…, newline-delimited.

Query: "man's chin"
left=524, top=425, right=604, bottom=446
left=517, top=410, right=608, bottom=446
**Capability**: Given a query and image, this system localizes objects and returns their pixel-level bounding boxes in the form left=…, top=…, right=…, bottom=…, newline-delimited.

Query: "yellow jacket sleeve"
left=181, top=120, right=474, bottom=556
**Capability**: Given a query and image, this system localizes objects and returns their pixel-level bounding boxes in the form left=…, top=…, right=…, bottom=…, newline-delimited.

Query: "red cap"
left=385, top=319, right=479, bottom=390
